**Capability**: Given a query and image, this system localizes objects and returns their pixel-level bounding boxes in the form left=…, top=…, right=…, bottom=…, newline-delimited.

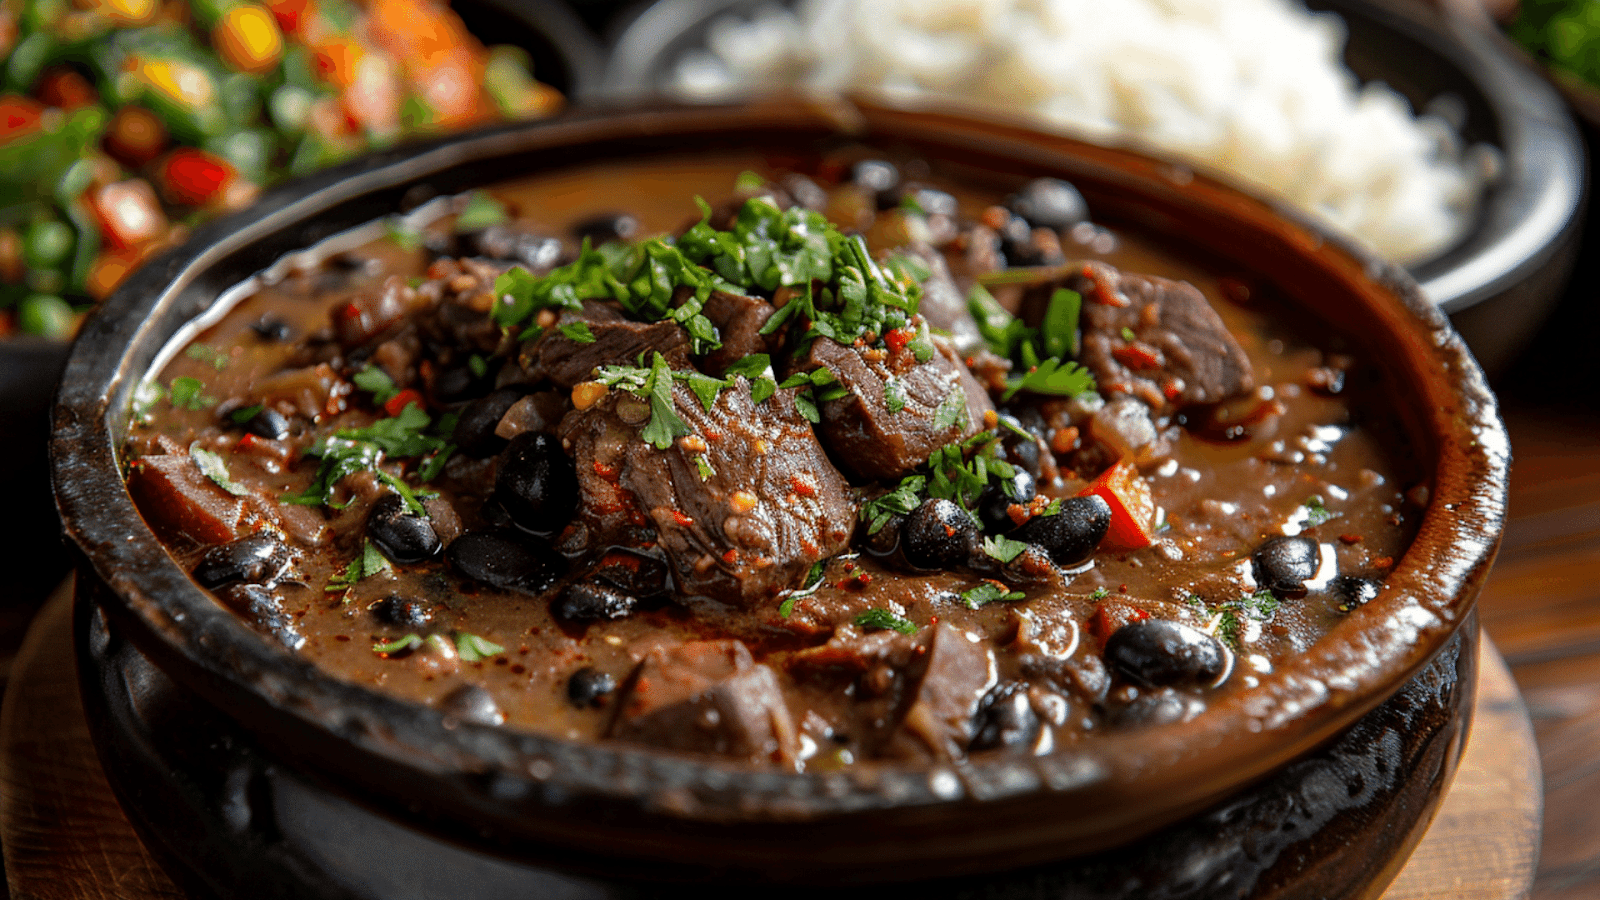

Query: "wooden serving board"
left=0, top=579, right=1541, bottom=900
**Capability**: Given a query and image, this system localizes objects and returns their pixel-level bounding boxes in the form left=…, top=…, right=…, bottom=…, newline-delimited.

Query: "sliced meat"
left=881, top=624, right=996, bottom=760
left=691, top=287, right=778, bottom=376
left=795, top=333, right=993, bottom=482
left=521, top=299, right=688, bottom=388
left=607, top=640, right=798, bottom=764
left=1032, top=261, right=1253, bottom=414
left=126, top=454, right=255, bottom=546
left=560, top=373, right=855, bottom=607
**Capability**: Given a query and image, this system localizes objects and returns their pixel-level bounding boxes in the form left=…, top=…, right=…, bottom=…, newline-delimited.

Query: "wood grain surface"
left=0, top=581, right=1540, bottom=899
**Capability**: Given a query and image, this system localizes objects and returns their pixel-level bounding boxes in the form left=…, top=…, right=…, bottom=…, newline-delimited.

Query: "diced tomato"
left=0, top=95, right=45, bottom=144
left=1078, top=459, right=1156, bottom=551
left=264, top=0, right=313, bottom=34
left=383, top=388, right=424, bottom=417
left=158, top=148, right=235, bottom=207
left=1112, top=343, right=1162, bottom=371
left=884, top=327, right=911, bottom=354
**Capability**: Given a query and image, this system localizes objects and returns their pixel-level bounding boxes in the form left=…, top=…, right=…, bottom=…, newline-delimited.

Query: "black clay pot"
left=50, top=100, right=1509, bottom=889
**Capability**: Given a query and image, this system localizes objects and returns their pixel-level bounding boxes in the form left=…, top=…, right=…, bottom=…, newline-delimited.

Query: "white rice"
left=668, top=0, right=1495, bottom=268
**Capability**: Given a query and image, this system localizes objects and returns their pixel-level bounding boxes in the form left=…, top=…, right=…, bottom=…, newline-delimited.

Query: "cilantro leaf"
left=455, top=191, right=508, bottom=231
left=1041, top=288, right=1082, bottom=359
left=184, top=344, right=230, bottom=370
left=859, top=477, right=926, bottom=534
left=372, top=633, right=422, bottom=655
left=1002, top=357, right=1096, bottom=401
left=932, top=386, right=967, bottom=429
left=327, top=540, right=392, bottom=593
left=961, top=581, right=1025, bottom=609
left=983, top=534, right=1030, bottom=564
left=169, top=376, right=214, bottom=410
left=883, top=376, right=907, bottom=415
left=190, top=444, right=248, bottom=496
left=229, top=404, right=265, bottom=425
left=1303, top=495, right=1337, bottom=528
left=455, top=632, right=505, bottom=663
left=854, top=608, right=918, bottom=635
left=559, top=321, right=596, bottom=344
left=352, top=366, right=400, bottom=404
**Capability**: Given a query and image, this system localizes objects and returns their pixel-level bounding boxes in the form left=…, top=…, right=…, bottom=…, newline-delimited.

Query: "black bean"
left=493, top=432, right=579, bottom=537
left=978, top=468, right=1037, bottom=533
left=446, top=530, right=564, bottom=595
left=857, top=513, right=903, bottom=559
left=590, top=550, right=670, bottom=598
left=1104, top=686, right=1206, bottom=728
left=1006, top=177, right=1090, bottom=230
left=250, top=317, right=293, bottom=342
left=430, top=364, right=487, bottom=405
left=1253, top=535, right=1321, bottom=596
left=219, top=583, right=305, bottom=652
left=438, top=684, right=504, bottom=726
left=1104, top=619, right=1227, bottom=689
left=901, top=499, right=980, bottom=570
left=851, top=159, right=901, bottom=209
left=452, top=386, right=526, bottom=458
left=370, top=594, right=434, bottom=628
left=193, top=533, right=292, bottom=589
left=1014, top=495, right=1111, bottom=567
left=1331, top=575, right=1381, bottom=611
left=367, top=493, right=441, bottom=565
left=567, top=667, right=615, bottom=708
left=236, top=405, right=290, bottom=440
left=969, top=682, right=1040, bottom=752
left=572, top=212, right=638, bottom=246
left=552, top=582, right=638, bottom=622
left=997, top=412, right=1045, bottom=478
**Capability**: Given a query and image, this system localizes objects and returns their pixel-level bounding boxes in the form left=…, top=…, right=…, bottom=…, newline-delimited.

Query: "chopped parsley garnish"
left=859, top=476, right=927, bottom=534
left=327, top=540, right=392, bottom=593
left=352, top=366, right=400, bottom=404
left=372, top=633, right=422, bottom=655
left=455, top=191, right=508, bottom=231
left=1121, top=326, right=1137, bottom=342
left=132, top=379, right=167, bottom=421
left=883, top=376, right=907, bottom=415
left=455, top=632, right=505, bottom=663
left=467, top=354, right=489, bottom=378
left=594, top=352, right=692, bottom=450
left=968, top=284, right=1097, bottom=401
left=694, top=455, right=716, bottom=481
left=779, top=559, right=831, bottom=617
left=169, top=376, right=214, bottom=410
left=734, top=170, right=766, bottom=192
left=982, top=534, right=1030, bottom=564
left=184, top=344, right=230, bottom=370
left=1191, top=590, right=1282, bottom=650
left=723, top=354, right=778, bottom=403
left=854, top=608, right=918, bottom=635
left=780, top=367, right=851, bottom=424
left=384, top=219, right=423, bottom=251
left=229, top=404, right=265, bottom=425
left=281, top=404, right=452, bottom=510
left=1088, top=587, right=1110, bottom=601
left=961, top=581, right=1025, bottom=609
left=559, top=321, right=596, bottom=344
left=190, top=444, right=248, bottom=496
left=1303, top=495, right=1337, bottom=528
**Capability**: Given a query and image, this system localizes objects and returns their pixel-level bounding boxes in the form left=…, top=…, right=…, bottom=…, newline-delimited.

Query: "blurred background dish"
left=601, top=0, right=1585, bottom=378
left=0, top=0, right=603, bottom=607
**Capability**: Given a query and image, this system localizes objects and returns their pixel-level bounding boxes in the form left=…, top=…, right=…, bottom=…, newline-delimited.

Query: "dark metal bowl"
left=601, top=0, right=1585, bottom=377
left=51, top=99, right=1509, bottom=884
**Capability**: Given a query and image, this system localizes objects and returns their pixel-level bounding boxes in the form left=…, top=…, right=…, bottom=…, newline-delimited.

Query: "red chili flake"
left=1087, top=605, right=1115, bottom=643
left=509, top=664, right=526, bottom=675
left=1006, top=503, right=1032, bottom=529
left=237, top=433, right=258, bottom=451
left=671, top=509, right=695, bottom=527
left=843, top=561, right=857, bottom=572
left=1113, top=344, right=1162, bottom=371
left=929, top=615, right=940, bottom=625
left=704, top=428, right=723, bottom=442
left=1132, top=607, right=1150, bottom=621
left=598, top=551, right=642, bottom=572
left=856, top=572, right=873, bottom=586
left=884, top=328, right=911, bottom=354
left=1163, top=380, right=1183, bottom=402
left=334, top=634, right=350, bottom=642
left=1373, top=556, right=1394, bottom=570
left=722, top=549, right=740, bottom=565
left=383, top=388, right=424, bottom=417
left=593, top=461, right=619, bottom=481
left=1339, top=533, right=1363, bottom=544
left=801, top=539, right=819, bottom=556
left=790, top=474, right=816, bottom=498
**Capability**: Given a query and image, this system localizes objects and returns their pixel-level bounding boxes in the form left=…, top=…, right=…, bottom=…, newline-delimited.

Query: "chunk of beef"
left=520, top=299, right=689, bottom=388
left=1032, top=261, right=1252, bottom=414
left=691, top=287, right=779, bottom=376
left=607, top=640, right=798, bottom=764
left=794, top=334, right=993, bottom=482
left=560, top=374, right=855, bottom=607
left=861, top=623, right=995, bottom=761
left=126, top=454, right=255, bottom=545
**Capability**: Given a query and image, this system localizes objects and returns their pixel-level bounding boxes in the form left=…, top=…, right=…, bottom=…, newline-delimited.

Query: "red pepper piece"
left=0, top=95, right=44, bottom=144
left=159, top=148, right=235, bottom=207
left=383, top=388, right=424, bottom=417
left=1078, top=459, right=1156, bottom=551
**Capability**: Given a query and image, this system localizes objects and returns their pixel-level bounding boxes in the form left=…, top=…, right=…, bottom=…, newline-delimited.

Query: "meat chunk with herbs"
left=520, top=299, right=690, bottom=388
left=560, top=370, right=855, bottom=607
left=1038, top=261, right=1253, bottom=413
left=794, top=333, right=993, bottom=482
left=607, top=640, right=798, bottom=764
left=691, top=287, right=779, bottom=376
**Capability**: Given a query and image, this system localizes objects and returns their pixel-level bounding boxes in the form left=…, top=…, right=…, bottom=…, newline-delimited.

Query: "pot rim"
left=49, top=97, right=1509, bottom=875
